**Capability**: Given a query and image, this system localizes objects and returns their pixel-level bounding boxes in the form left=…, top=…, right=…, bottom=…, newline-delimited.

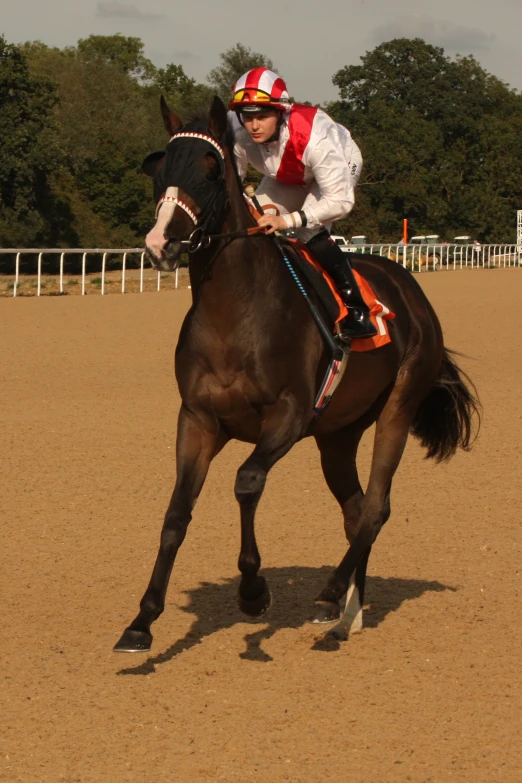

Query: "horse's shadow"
left=117, top=566, right=455, bottom=675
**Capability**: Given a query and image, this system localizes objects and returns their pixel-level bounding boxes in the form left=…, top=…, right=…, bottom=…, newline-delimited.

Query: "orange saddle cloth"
left=286, top=239, right=395, bottom=352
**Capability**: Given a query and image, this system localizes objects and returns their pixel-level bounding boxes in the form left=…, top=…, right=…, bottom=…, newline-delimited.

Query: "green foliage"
left=207, top=43, right=275, bottom=102
left=1, top=34, right=521, bottom=253
left=0, top=36, right=66, bottom=246
left=154, top=63, right=213, bottom=116
left=329, top=38, right=522, bottom=242
left=77, top=34, right=156, bottom=82
left=0, top=35, right=276, bottom=253
left=19, top=39, right=158, bottom=248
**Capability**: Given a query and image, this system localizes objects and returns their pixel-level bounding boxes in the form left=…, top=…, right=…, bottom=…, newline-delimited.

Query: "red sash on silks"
left=276, top=105, right=318, bottom=186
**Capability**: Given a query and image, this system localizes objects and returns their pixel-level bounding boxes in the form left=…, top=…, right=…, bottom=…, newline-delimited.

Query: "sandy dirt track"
left=1, top=269, right=521, bottom=783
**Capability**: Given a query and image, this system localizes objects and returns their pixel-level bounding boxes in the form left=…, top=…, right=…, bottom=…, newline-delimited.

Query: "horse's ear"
left=208, top=95, right=228, bottom=140
left=142, top=149, right=166, bottom=178
left=160, top=95, right=182, bottom=136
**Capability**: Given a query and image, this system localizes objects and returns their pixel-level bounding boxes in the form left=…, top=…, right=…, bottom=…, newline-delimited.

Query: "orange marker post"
left=403, top=219, right=408, bottom=245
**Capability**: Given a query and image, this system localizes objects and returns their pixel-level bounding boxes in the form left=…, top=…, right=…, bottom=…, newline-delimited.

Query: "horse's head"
left=143, top=96, right=229, bottom=270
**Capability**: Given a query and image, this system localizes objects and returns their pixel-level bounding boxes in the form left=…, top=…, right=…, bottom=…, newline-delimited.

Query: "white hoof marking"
left=340, top=573, right=363, bottom=634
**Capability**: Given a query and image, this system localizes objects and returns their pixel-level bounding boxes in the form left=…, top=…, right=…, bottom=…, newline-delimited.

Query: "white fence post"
left=81, top=253, right=87, bottom=295
left=2, top=243, right=522, bottom=301
left=101, top=253, right=107, bottom=296
left=121, top=252, right=127, bottom=294
left=352, top=242, right=522, bottom=274
left=59, top=253, right=65, bottom=293
left=37, top=252, right=43, bottom=296
left=13, top=252, right=20, bottom=297
left=13, top=253, right=20, bottom=296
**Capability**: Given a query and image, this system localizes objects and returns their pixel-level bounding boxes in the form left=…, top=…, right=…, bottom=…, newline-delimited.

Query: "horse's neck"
left=222, top=157, right=257, bottom=233
left=188, top=157, right=286, bottom=312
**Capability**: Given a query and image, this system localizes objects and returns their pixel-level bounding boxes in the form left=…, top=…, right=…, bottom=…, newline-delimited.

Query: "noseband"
left=156, top=130, right=230, bottom=253
left=157, top=129, right=268, bottom=255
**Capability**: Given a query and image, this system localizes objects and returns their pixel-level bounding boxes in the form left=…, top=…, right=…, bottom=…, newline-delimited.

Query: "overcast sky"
left=2, top=0, right=520, bottom=103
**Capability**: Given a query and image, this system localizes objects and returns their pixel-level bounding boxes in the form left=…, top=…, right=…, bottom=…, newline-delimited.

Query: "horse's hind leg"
left=340, top=490, right=391, bottom=635
left=114, top=405, right=227, bottom=653
left=235, top=393, right=306, bottom=616
left=313, top=425, right=368, bottom=629
left=316, top=395, right=419, bottom=641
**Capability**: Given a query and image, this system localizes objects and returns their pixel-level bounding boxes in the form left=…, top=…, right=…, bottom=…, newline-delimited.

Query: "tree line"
left=1, top=33, right=521, bottom=252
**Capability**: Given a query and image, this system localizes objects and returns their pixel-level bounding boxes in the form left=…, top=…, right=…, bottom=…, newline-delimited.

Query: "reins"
left=164, top=133, right=346, bottom=364
left=181, top=224, right=267, bottom=253
left=159, top=128, right=279, bottom=254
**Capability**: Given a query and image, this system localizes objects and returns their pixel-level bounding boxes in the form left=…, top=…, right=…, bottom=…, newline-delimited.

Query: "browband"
left=169, top=132, right=225, bottom=159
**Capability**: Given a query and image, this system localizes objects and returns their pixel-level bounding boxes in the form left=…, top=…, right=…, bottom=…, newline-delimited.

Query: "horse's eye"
left=202, top=152, right=219, bottom=182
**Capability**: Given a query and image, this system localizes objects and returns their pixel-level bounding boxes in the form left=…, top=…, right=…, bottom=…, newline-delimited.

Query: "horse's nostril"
left=145, top=246, right=161, bottom=268
left=164, top=239, right=180, bottom=255
left=162, top=239, right=182, bottom=270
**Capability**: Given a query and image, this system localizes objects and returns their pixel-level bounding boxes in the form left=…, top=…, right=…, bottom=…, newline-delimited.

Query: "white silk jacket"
left=229, top=106, right=363, bottom=229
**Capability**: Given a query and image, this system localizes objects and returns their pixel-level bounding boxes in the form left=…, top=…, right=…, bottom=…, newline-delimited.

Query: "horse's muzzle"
left=145, top=239, right=182, bottom=271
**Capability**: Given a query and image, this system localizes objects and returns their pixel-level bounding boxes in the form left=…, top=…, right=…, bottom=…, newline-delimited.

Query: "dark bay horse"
left=114, top=97, right=479, bottom=653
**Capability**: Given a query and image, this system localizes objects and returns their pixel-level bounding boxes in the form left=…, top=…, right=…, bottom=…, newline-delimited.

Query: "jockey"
left=229, top=68, right=376, bottom=339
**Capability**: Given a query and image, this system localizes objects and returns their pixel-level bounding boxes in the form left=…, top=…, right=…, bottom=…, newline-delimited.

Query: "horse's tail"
left=410, top=349, right=481, bottom=462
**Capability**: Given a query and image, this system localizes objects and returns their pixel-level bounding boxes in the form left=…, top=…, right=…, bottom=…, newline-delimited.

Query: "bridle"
left=157, top=130, right=268, bottom=255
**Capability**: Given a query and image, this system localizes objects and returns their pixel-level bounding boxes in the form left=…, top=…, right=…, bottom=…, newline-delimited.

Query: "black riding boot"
left=307, top=231, right=377, bottom=340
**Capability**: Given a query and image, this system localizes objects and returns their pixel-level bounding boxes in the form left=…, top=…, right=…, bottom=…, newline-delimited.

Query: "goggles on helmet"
left=228, top=69, right=291, bottom=113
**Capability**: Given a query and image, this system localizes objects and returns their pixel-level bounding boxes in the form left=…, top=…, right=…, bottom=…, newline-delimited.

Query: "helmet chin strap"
left=266, top=113, right=284, bottom=143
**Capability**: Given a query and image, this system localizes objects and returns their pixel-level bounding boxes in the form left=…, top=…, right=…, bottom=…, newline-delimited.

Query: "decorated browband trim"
left=169, top=132, right=225, bottom=159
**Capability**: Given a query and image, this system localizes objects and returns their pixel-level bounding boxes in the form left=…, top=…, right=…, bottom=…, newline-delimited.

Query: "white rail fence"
left=346, top=243, right=521, bottom=272
left=0, top=248, right=182, bottom=298
left=1, top=243, right=520, bottom=298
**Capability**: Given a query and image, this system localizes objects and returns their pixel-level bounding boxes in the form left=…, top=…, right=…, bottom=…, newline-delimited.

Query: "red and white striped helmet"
left=229, top=68, right=291, bottom=112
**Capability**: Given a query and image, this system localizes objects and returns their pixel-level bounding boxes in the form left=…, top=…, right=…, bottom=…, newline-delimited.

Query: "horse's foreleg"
left=316, top=397, right=415, bottom=641
left=235, top=393, right=306, bottom=616
left=114, top=405, right=226, bottom=653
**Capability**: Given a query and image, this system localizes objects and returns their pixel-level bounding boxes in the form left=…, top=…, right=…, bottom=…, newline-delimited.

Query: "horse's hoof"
left=239, top=582, right=272, bottom=617
left=113, top=628, right=152, bottom=653
left=327, top=623, right=349, bottom=642
left=310, top=601, right=341, bottom=624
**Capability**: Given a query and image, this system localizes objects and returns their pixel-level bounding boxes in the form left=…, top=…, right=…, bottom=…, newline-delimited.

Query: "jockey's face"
left=241, top=109, right=280, bottom=143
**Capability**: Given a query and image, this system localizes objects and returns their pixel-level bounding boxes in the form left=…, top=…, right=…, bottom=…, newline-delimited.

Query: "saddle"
left=280, top=237, right=394, bottom=353
left=243, top=191, right=394, bottom=352
left=243, top=195, right=394, bottom=417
